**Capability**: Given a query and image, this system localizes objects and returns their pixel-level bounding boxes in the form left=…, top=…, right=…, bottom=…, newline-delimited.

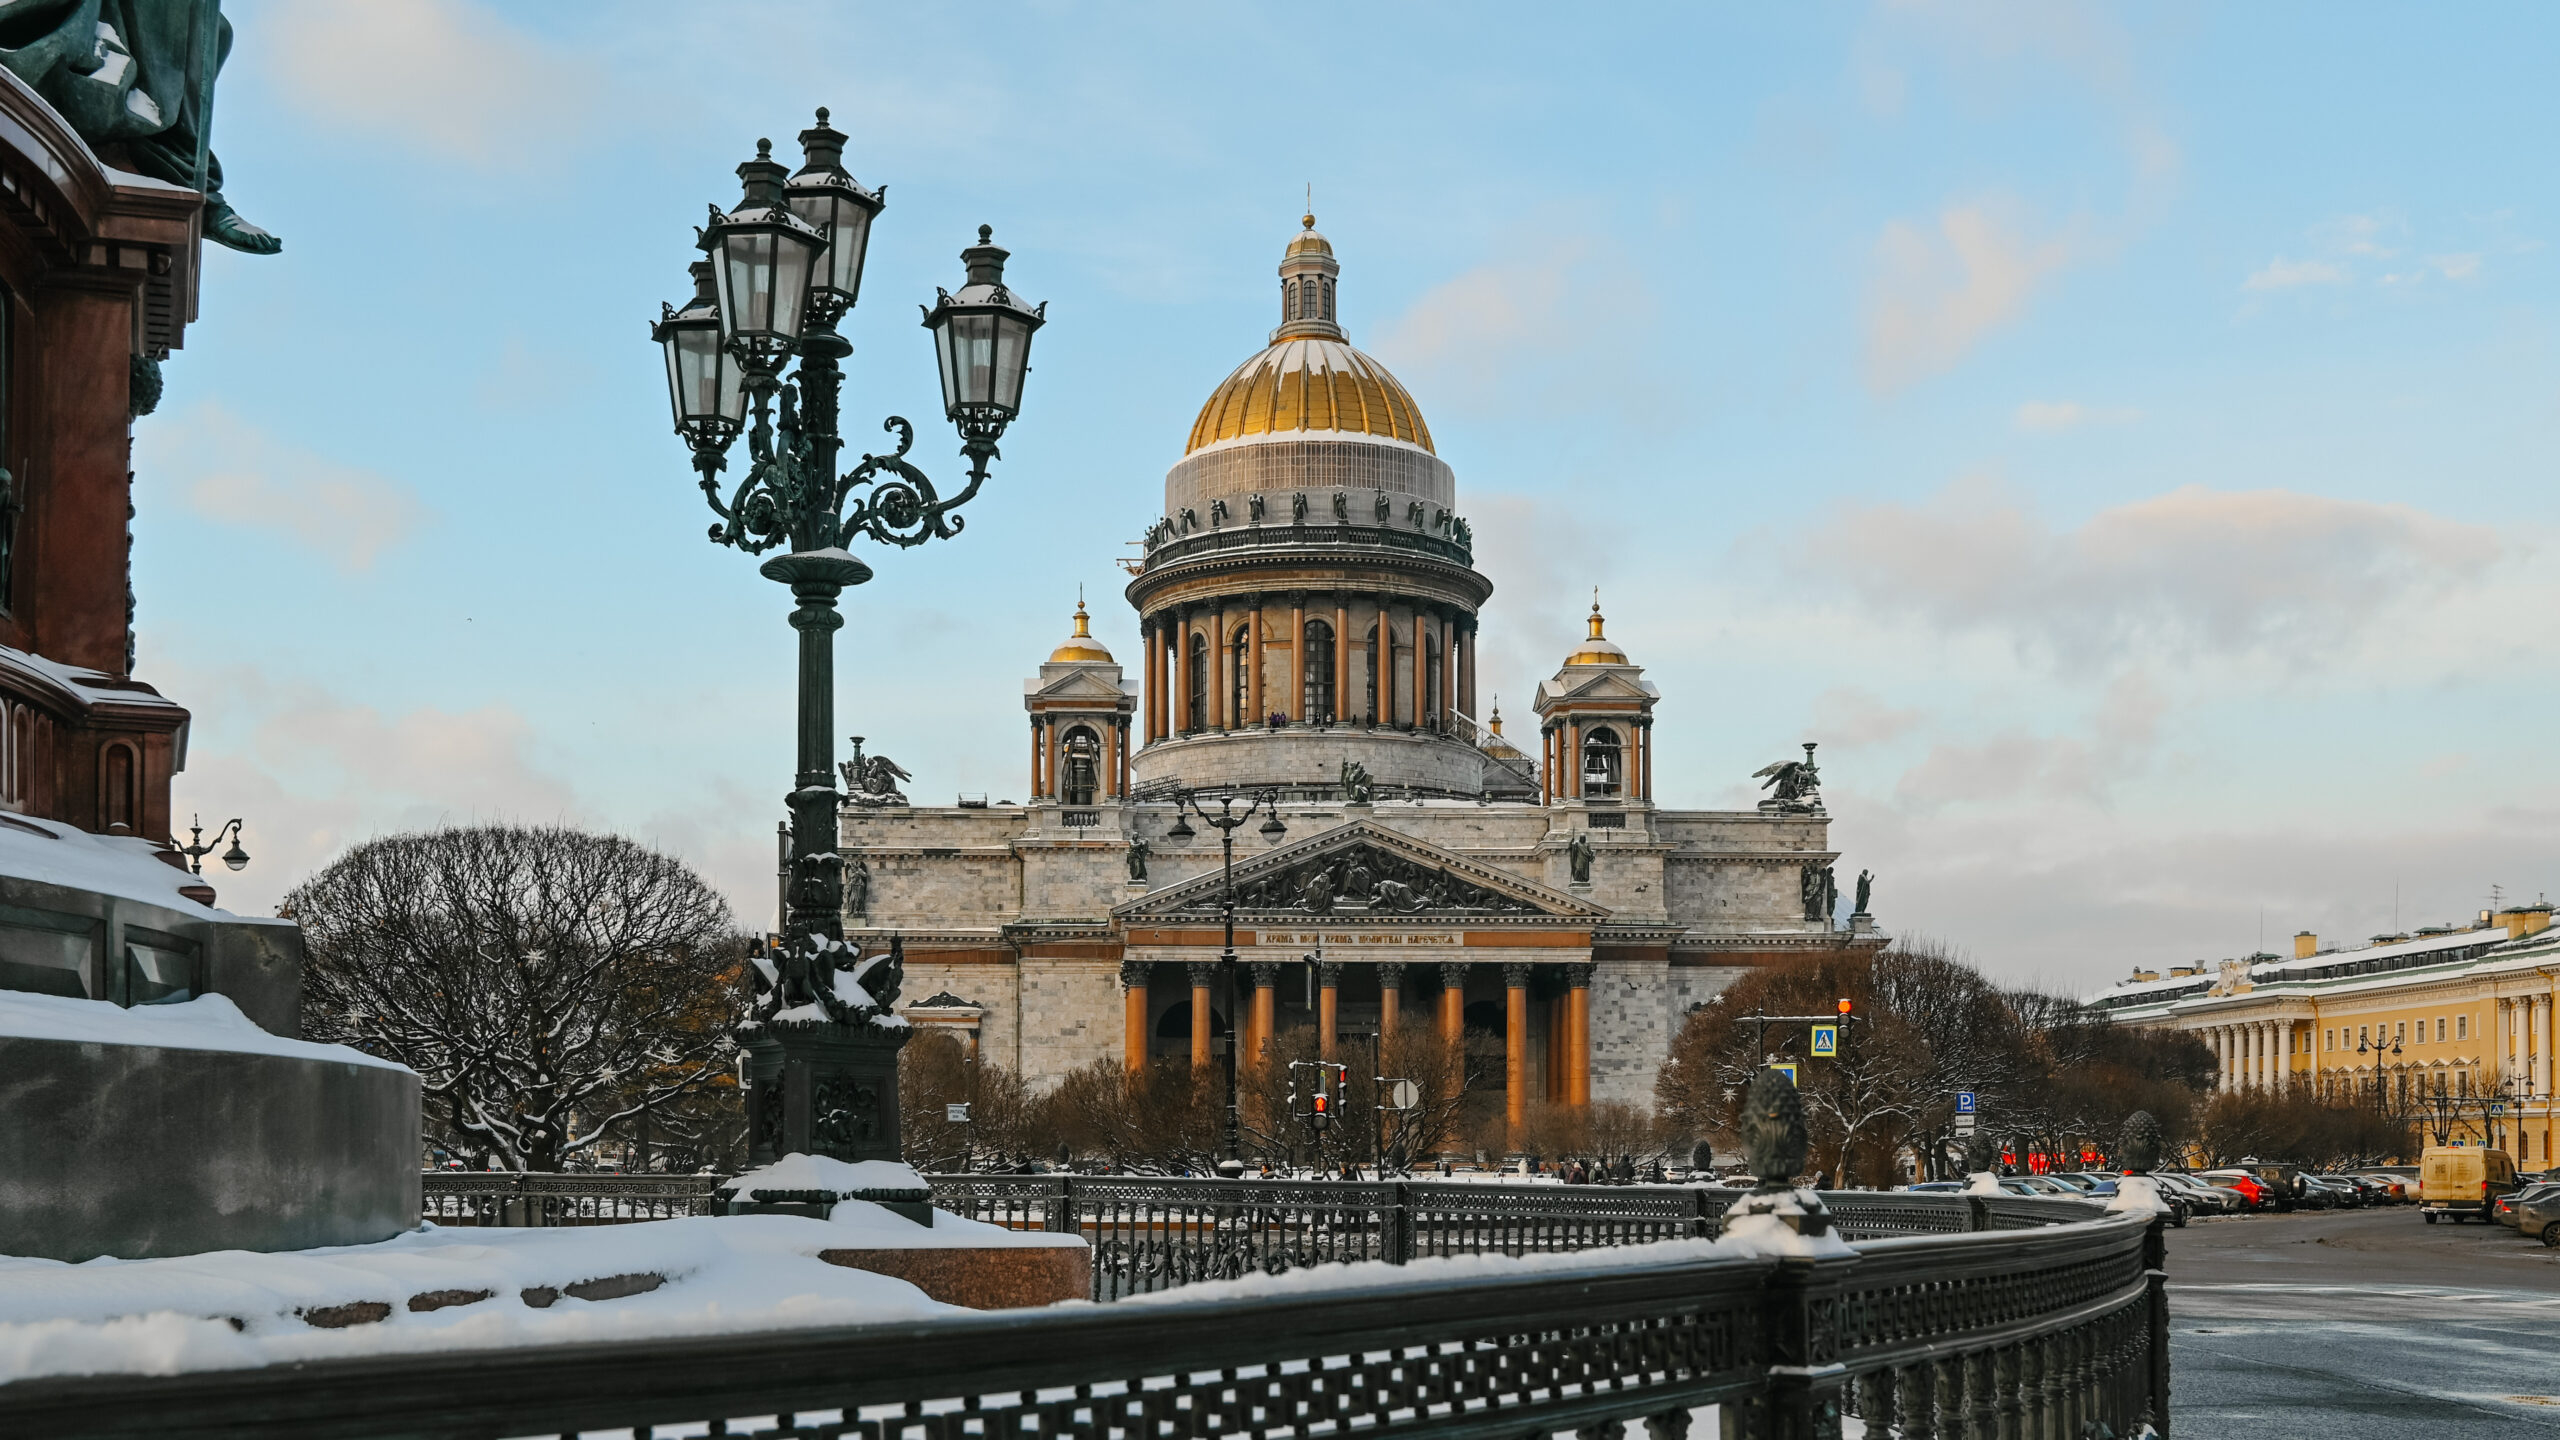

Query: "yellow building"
left=2090, top=908, right=2560, bottom=1163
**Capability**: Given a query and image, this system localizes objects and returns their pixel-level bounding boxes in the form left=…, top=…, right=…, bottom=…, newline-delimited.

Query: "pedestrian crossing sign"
left=1809, top=1025, right=1839, bottom=1057
left=1768, top=1062, right=1800, bottom=1086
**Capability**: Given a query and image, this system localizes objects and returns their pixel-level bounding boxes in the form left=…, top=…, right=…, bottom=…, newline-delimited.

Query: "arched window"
left=1061, top=726, right=1100, bottom=806
left=1581, top=727, right=1622, bottom=797
left=1231, top=624, right=1252, bottom=728
left=1186, top=633, right=1208, bottom=733
left=1423, top=631, right=1442, bottom=731
left=101, top=741, right=137, bottom=833
left=1302, top=619, right=1335, bottom=723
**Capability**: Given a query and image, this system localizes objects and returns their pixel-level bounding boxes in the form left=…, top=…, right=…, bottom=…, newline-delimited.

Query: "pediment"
left=1030, top=669, right=1131, bottom=703
left=1540, top=670, right=1657, bottom=705
left=1115, top=820, right=1604, bottom=922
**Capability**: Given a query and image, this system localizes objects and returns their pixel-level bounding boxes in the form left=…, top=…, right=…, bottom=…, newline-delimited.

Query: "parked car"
left=2516, top=1187, right=2560, bottom=1247
left=2301, top=1176, right=2360, bottom=1208
left=2199, top=1170, right=2275, bottom=1210
left=2419, top=1146, right=2520, bottom=1224
left=2153, top=1173, right=2244, bottom=1214
left=2494, top=1181, right=2560, bottom=1230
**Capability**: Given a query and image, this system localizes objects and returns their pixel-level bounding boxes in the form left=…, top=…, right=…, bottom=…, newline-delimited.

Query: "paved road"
left=2167, top=1205, right=2560, bottom=1437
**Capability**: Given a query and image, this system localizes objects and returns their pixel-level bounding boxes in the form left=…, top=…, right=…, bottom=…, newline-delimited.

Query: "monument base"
left=819, top=1243, right=1090, bottom=1309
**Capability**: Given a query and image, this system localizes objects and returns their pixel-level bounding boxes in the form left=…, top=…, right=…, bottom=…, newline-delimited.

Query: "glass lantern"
left=922, top=225, right=1047, bottom=427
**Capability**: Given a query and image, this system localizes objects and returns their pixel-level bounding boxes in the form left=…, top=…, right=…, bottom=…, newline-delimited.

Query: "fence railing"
left=7, top=1196, right=2167, bottom=1439
left=420, top=1170, right=725, bottom=1226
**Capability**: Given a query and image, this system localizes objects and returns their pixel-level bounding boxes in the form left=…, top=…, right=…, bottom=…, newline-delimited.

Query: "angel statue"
left=1753, top=742, right=1824, bottom=814
left=841, top=735, right=912, bottom=807
left=1339, top=759, right=1374, bottom=806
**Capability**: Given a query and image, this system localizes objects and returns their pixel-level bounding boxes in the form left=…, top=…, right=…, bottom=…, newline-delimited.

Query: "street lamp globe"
left=786, top=108, right=883, bottom=322
left=653, top=259, right=747, bottom=447
left=219, top=837, right=250, bottom=872
left=705, top=139, right=826, bottom=378
left=922, top=225, right=1046, bottom=429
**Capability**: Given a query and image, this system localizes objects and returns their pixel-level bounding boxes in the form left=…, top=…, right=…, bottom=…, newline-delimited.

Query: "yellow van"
left=2419, top=1146, right=2518, bottom=1223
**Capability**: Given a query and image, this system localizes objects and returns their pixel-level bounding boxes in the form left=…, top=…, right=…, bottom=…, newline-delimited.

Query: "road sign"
left=1768, top=1062, right=1800, bottom=1086
left=1387, top=1079, right=1421, bottom=1111
left=1809, top=1025, right=1839, bottom=1057
left=1955, top=1091, right=1978, bottom=1115
left=945, top=1103, right=970, bottom=1123
left=1954, top=1113, right=1977, bottom=1135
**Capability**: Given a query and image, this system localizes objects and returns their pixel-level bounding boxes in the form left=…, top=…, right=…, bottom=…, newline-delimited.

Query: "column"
left=1188, top=961, right=1215, bottom=1072
left=1172, top=612, right=1192, bottom=735
left=1029, top=717, right=1044, bottom=799
left=2537, top=994, right=2552, bottom=1097
left=1570, top=720, right=1585, bottom=799
left=1121, top=961, right=1151, bottom=1072
left=1461, top=622, right=1476, bottom=719
left=2276, top=1023, right=2290, bottom=1093
left=1504, top=964, right=1531, bottom=1136
left=1248, top=596, right=1267, bottom=724
left=1315, top=961, right=1341, bottom=1061
left=1378, top=961, right=1405, bottom=1038
left=1556, top=968, right=1576, bottom=1101
left=1438, top=962, right=1467, bottom=1046
left=1214, top=602, right=1231, bottom=729
left=1442, top=613, right=1456, bottom=731
left=1333, top=596, right=1350, bottom=725
left=1248, top=961, right=1278, bottom=1067
left=1045, top=718, right=1061, bottom=803
left=1410, top=606, right=1427, bottom=730
left=1288, top=593, right=1305, bottom=723
left=1099, top=716, right=1116, bottom=800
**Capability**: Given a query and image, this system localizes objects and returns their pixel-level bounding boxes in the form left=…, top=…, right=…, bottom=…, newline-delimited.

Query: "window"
left=1422, top=631, right=1442, bottom=730
left=2458, top=1015, right=2468, bottom=1040
left=2437, top=1017, right=2447, bottom=1042
left=101, top=741, right=138, bottom=834
left=1231, top=624, right=1251, bottom=728
left=2359, top=1026, right=2369, bottom=1046
left=119, top=928, right=196, bottom=1006
left=1185, top=633, right=1207, bottom=732
left=1060, top=727, right=1099, bottom=807
left=0, top=903, right=99, bottom=999
left=2325, top=1028, right=2334, bottom=1052
left=1302, top=619, right=1334, bottom=723
left=2395, top=1021, right=2406, bottom=1045
left=1581, top=726, right=1623, bottom=797
left=1362, top=622, right=1380, bottom=725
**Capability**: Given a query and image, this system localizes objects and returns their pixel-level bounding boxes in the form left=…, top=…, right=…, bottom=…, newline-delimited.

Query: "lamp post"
left=657, top=110, right=1045, bottom=1167
left=174, top=815, right=249, bottom=875
left=2357, top=1031, right=2403, bottom=1117
left=1167, top=788, right=1284, bottom=1175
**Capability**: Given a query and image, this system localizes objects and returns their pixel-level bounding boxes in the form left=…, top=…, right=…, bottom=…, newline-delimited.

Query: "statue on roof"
left=1754, top=742, right=1824, bottom=814
left=0, top=1, right=280, bottom=253
left=841, top=736, right=911, bottom=807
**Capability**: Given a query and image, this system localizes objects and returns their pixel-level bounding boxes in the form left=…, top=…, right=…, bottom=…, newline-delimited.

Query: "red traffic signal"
left=1837, top=997, right=1853, bottom=1016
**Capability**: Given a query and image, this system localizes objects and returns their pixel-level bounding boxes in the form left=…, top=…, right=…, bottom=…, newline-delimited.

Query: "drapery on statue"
left=844, top=854, right=869, bottom=915
left=840, top=735, right=911, bottom=807
left=1338, top=758, right=1373, bottom=805
left=1124, top=835, right=1149, bottom=882
left=0, top=1, right=279, bottom=253
left=1800, top=863, right=1837, bottom=923
left=1853, top=868, right=1873, bottom=915
left=1753, top=741, right=1823, bottom=812
left=1565, top=830, right=1594, bottom=884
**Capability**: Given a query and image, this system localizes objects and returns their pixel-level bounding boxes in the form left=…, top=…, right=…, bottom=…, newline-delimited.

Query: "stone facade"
left=841, top=218, right=1883, bottom=1121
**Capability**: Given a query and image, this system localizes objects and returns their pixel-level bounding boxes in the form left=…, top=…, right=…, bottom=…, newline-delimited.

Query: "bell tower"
left=1534, top=597, right=1659, bottom=810
left=1025, top=599, right=1134, bottom=814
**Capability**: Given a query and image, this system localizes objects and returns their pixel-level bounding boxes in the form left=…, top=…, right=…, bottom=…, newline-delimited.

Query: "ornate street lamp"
left=175, top=815, right=249, bottom=875
left=656, top=110, right=1046, bottom=1168
left=2357, top=1031, right=2403, bottom=1117
left=1170, top=787, right=1283, bottom=1176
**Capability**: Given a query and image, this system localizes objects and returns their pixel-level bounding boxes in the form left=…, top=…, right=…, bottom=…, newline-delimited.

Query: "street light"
left=1170, top=787, right=1283, bottom=1176
left=660, top=111, right=1046, bottom=1167
left=175, top=815, right=249, bottom=875
left=2357, top=1031, right=2403, bottom=1115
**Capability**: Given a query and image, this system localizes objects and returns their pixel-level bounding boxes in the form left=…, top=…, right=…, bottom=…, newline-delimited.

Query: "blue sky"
left=140, top=2, right=2559, bottom=990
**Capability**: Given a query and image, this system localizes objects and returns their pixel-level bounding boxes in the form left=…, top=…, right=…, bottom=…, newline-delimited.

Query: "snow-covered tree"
left=290, top=824, right=749, bottom=1172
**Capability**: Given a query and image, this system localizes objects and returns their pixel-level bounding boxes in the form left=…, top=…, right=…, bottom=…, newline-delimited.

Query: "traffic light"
left=1837, top=997, right=1853, bottom=1017
left=1310, top=1087, right=1332, bottom=1132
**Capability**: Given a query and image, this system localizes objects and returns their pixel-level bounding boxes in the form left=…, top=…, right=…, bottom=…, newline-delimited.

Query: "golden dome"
left=1182, top=214, right=1434, bottom=456
left=1564, top=596, right=1628, bottom=666
left=1048, top=600, right=1113, bottom=663
left=1186, top=338, right=1434, bottom=455
left=1480, top=701, right=1526, bottom=759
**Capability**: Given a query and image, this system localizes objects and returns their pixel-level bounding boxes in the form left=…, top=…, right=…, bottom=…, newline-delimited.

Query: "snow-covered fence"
left=420, top=1171, right=726, bottom=1226
left=1, top=1203, right=2171, bottom=1439
left=924, top=1174, right=2107, bottom=1301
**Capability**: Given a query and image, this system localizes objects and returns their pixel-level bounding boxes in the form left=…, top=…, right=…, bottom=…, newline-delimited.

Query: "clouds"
left=139, top=404, right=428, bottom=572
left=261, top=0, right=601, bottom=168
left=1864, top=198, right=2089, bottom=390
left=2243, top=258, right=2346, bottom=291
left=2243, top=211, right=2496, bottom=293
left=2012, top=401, right=2139, bottom=432
left=1816, top=479, right=2502, bottom=670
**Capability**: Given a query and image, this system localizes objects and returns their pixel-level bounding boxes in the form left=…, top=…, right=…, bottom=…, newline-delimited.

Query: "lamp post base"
left=740, top=1018, right=910, bottom=1168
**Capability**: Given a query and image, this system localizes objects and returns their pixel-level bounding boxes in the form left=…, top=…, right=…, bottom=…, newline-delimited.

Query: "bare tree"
left=293, top=824, right=748, bottom=1172
left=900, top=1031, right=1044, bottom=1169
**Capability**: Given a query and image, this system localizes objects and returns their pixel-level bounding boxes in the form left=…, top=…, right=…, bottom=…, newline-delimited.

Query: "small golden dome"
left=1564, top=595, right=1628, bottom=666
left=1285, top=212, right=1334, bottom=259
left=1480, top=700, right=1526, bottom=759
left=1048, top=599, right=1113, bottom=664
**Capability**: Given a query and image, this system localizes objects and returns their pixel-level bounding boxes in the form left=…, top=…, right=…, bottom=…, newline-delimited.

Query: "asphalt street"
left=2167, top=1205, right=2560, bottom=1438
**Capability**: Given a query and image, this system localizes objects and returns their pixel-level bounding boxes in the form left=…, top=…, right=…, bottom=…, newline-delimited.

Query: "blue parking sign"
left=1955, top=1091, right=1977, bottom=1114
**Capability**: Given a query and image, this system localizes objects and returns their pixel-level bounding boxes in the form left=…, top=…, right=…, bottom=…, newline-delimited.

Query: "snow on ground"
left=0, top=1203, right=1079, bottom=1384
left=726, top=1154, right=929, bottom=1196
left=0, top=991, right=407, bottom=1070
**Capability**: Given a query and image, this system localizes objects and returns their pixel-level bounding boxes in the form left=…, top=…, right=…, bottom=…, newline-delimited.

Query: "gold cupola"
left=1183, top=213, right=1434, bottom=456
left=1564, top=595, right=1629, bottom=666
left=1047, top=598, right=1113, bottom=664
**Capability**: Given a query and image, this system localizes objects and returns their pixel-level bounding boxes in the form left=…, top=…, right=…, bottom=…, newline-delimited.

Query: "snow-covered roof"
left=2252, top=926, right=2503, bottom=978
left=0, top=644, right=182, bottom=713
left=2082, top=972, right=2215, bottom=1006
left=0, top=992, right=406, bottom=1070
left=0, top=813, right=224, bottom=918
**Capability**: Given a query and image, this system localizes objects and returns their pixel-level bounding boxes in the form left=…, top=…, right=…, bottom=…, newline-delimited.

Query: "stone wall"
left=1016, top=959, right=1125, bottom=1089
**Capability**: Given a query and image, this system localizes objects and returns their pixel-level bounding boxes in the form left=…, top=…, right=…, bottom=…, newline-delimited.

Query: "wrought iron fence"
left=923, top=1174, right=2106, bottom=1301
left=1, top=1201, right=2169, bottom=1439
left=420, top=1171, right=726, bottom=1226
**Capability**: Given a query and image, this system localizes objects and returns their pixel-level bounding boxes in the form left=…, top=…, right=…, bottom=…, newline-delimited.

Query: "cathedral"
left=848, top=216, right=1882, bottom=1122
